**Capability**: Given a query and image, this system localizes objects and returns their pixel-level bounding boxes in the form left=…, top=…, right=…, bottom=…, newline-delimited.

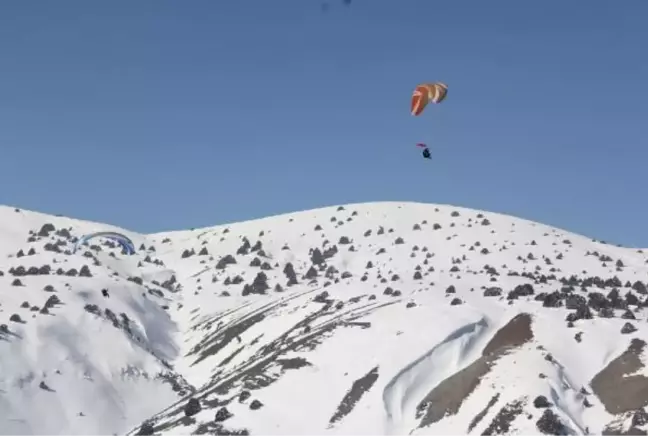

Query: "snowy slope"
left=0, top=206, right=191, bottom=435
left=2, top=202, right=648, bottom=435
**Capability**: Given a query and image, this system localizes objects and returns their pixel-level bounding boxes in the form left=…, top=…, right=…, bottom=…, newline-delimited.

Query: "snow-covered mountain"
left=1, top=201, right=648, bottom=435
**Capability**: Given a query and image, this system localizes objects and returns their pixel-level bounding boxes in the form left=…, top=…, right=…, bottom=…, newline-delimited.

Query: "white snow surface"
left=0, top=201, right=647, bottom=435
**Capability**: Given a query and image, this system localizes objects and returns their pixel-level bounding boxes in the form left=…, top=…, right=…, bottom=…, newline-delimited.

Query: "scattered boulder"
left=536, top=409, right=569, bottom=435
left=533, top=395, right=551, bottom=408
left=184, top=398, right=201, bottom=417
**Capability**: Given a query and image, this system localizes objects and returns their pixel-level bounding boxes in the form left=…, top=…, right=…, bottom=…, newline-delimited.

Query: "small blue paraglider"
left=73, top=231, right=136, bottom=255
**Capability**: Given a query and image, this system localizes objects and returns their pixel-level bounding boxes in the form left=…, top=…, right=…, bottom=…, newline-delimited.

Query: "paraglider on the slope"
left=74, top=231, right=136, bottom=255
left=416, top=143, right=432, bottom=160
left=411, top=82, right=448, bottom=116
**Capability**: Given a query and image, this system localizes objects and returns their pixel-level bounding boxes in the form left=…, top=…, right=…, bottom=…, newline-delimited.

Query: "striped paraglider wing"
left=74, top=231, right=136, bottom=255
left=410, top=82, right=448, bottom=116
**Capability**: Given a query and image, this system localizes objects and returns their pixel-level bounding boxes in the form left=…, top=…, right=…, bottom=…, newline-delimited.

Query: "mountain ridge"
left=1, top=201, right=647, bottom=435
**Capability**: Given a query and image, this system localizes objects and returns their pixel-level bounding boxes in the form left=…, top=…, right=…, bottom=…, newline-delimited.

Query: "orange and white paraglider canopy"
left=411, top=82, right=448, bottom=116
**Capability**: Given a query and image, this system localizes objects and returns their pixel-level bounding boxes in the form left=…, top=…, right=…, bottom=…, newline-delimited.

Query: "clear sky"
left=1, top=1, right=647, bottom=246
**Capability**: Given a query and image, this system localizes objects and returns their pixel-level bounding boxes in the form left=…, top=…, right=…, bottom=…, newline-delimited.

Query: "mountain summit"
left=1, top=202, right=647, bottom=435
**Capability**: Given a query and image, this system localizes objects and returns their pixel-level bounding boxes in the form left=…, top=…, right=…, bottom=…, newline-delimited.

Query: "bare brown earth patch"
left=482, top=313, right=534, bottom=356
left=591, top=338, right=648, bottom=415
left=416, top=313, right=534, bottom=428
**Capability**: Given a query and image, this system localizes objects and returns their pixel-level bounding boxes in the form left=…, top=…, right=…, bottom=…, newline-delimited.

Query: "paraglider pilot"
left=416, top=143, right=431, bottom=160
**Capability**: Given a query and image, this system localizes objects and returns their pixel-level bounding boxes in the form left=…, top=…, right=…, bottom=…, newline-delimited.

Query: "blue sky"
left=1, top=1, right=647, bottom=246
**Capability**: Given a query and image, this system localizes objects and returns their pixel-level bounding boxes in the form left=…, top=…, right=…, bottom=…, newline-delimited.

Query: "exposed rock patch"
left=417, top=313, right=534, bottom=428
left=328, top=366, right=379, bottom=425
left=591, top=338, right=648, bottom=415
